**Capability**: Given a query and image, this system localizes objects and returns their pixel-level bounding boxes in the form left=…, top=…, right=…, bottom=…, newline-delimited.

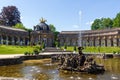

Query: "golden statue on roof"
left=40, top=17, right=47, bottom=23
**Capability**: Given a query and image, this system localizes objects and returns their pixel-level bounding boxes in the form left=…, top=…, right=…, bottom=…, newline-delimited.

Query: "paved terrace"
left=0, top=52, right=72, bottom=59
left=0, top=54, right=24, bottom=59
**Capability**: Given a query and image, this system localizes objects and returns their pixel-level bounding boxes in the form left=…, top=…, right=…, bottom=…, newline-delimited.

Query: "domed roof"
left=34, top=18, right=50, bottom=31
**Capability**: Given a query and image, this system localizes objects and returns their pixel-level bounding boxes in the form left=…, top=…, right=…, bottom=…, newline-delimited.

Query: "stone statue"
left=51, top=46, right=105, bottom=74
left=78, top=47, right=86, bottom=66
left=40, top=17, right=47, bottom=23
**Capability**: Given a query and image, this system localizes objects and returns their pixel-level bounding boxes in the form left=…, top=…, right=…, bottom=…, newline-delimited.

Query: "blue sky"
left=0, top=0, right=120, bottom=31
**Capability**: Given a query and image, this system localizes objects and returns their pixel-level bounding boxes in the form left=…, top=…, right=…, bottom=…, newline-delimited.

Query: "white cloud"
left=73, top=25, right=79, bottom=28
left=86, top=21, right=93, bottom=26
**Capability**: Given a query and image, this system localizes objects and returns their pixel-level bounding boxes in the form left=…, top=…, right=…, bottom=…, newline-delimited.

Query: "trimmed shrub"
left=33, top=48, right=39, bottom=55
left=64, top=43, right=67, bottom=49
left=74, top=46, right=76, bottom=51
left=24, top=52, right=30, bottom=55
left=43, top=43, right=45, bottom=49
left=117, top=50, right=120, bottom=54
left=113, top=51, right=116, bottom=54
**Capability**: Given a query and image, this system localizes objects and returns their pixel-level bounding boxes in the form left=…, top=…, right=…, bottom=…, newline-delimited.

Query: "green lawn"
left=83, top=47, right=120, bottom=53
left=62, top=46, right=120, bottom=54
left=1, top=45, right=120, bottom=54
left=0, top=45, right=34, bottom=54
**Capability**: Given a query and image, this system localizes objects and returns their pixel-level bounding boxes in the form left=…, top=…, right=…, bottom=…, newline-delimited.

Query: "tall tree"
left=91, top=18, right=113, bottom=30
left=13, top=23, right=26, bottom=30
left=91, top=19, right=102, bottom=30
left=101, top=18, right=113, bottom=29
left=49, top=24, right=56, bottom=32
left=0, top=6, right=21, bottom=26
left=27, top=29, right=33, bottom=46
left=113, top=12, right=120, bottom=27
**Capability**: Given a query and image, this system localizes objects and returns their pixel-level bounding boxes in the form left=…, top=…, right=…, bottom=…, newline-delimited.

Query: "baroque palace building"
left=0, top=18, right=54, bottom=47
left=31, top=18, right=54, bottom=47
left=1, top=17, right=120, bottom=47
left=59, top=28, right=120, bottom=47
left=0, top=25, right=29, bottom=45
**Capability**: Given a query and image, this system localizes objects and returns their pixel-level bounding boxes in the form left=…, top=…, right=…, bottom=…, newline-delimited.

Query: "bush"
left=113, top=51, right=116, bottom=54
left=24, top=52, right=30, bottom=55
left=42, top=43, right=45, bottom=49
left=74, top=46, right=76, bottom=51
left=33, top=48, right=39, bottom=55
left=31, top=52, right=34, bottom=55
left=64, top=43, right=67, bottom=49
left=117, top=50, right=120, bottom=54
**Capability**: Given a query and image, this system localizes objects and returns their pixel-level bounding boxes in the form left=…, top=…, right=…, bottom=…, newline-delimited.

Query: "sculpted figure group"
left=51, top=47, right=105, bottom=74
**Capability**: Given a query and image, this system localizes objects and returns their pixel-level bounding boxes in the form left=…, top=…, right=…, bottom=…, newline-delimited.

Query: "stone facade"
left=0, top=19, right=54, bottom=47
left=1, top=21, right=120, bottom=47
left=31, top=31, right=54, bottom=47
left=31, top=18, right=54, bottom=47
left=0, top=26, right=29, bottom=45
left=59, top=28, right=120, bottom=47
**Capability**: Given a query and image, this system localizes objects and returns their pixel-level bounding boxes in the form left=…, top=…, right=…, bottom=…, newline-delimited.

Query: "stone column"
left=111, top=38, right=113, bottom=46
left=87, top=39, right=89, bottom=46
left=118, top=37, right=120, bottom=46
left=105, top=38, right=107, bottom=47
left=82, top=39, right=85, bottom=47
left=99, top=38, right=101, bottom=46
left=95, top=37, right=100, bottom=47
left=92, top=38, right=94, bottom=46
left=1, top=36, right=3, bottom=44
left=93, top=38, right=95, bottom=47
left=20, top=39, right=22, bottom=46
left=27, top=40, right=29, bottom=45
left=0, top=35, right=1, bottom=44
left=113, top=36, right=117, bottom=47
left=69, top=39, right=71, bottom=46
left=107, top=39, right=111, bottom=47
left=6, top=36, right=8, bottom=45
left=116, top=38, right=119, bottom=46
left=101, top=39, right=103, bottom=46
left=101, top=37, right=106, bottom=47
left=31, top=35, right=33, bottom=46
left=12, top=37, right=15, bottom=45
left=61, top=39, right=64, bottom=46
left=17, top=37, right=20, bottom=45
left=23, top=38, right=26, bottom=45
left=107, top=36, right=112, bottom=47
left=89, top=39, right=93, bottom=46
left=68, top=38, right=71, bottom=46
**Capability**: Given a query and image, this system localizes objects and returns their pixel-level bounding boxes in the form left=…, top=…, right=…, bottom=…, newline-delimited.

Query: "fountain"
left=78, top=31, right=82, bottom=47
left=51, top=31, right=105, bottom=74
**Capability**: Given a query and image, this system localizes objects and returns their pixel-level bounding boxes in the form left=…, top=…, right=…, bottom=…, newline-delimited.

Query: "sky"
left=0, top=0, right=120, bottom=32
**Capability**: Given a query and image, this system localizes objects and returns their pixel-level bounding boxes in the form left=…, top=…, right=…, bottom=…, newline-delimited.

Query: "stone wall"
left=0, top=55, right=52, bottom=66
left=0, top=57, right=22, bottom=66
left=0, top=53, right=120, bottom=66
